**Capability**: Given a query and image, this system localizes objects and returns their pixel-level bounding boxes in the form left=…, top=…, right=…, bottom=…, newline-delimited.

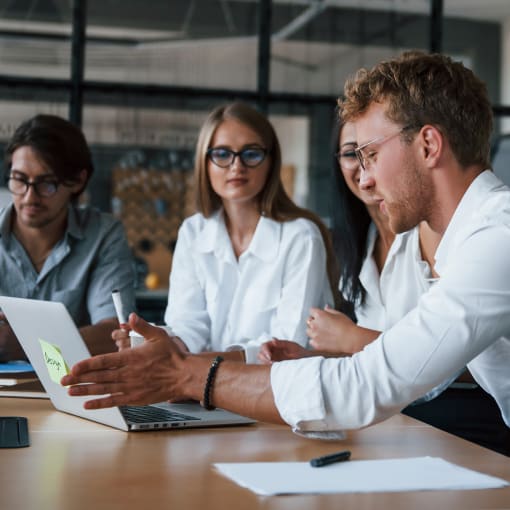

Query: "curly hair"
left=339, top=51, right=493, bottom=169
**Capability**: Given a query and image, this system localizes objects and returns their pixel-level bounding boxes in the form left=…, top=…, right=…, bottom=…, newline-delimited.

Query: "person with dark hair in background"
left=259, top=118, right=442, bottom=359
left=113, top=101, right=337, bottom=362
left=0, top=114, right=135, bottom=361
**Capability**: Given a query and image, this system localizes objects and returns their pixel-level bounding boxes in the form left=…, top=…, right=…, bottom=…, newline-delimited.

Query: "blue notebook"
left=0, top=361, right=34, bottom=374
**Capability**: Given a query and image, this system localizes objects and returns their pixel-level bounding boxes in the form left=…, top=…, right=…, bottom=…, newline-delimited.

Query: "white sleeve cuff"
left=270, top=357, right=345, bottom=436
left=226, top=342, right=261, bottom=364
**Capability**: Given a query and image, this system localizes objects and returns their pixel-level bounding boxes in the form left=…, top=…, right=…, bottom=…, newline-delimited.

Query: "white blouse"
left=354, top=223, right=434, bottom=331
left=352, top=223, right=459, bottom=403
left=165, top=210, right=333, bottom=363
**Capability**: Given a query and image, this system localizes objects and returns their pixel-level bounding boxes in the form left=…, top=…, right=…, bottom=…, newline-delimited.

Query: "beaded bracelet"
left=202, top=355, right=224, bottom=410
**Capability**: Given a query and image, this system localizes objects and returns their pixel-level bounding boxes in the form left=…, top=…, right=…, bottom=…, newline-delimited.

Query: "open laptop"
left=0, top=296, right=254, bottom=431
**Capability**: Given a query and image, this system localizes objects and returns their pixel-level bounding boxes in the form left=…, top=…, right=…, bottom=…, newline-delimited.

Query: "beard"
left=17, top=201, right=68, bottom=230
left=384, top=157, right=432, bottom=234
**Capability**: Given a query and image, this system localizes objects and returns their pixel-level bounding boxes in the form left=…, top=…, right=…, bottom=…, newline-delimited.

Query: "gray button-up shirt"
left=0, top=204, right=136, bottom=326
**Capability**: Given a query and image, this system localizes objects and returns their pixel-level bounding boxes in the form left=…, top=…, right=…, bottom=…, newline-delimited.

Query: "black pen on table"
left=309, top=449, right=351, bottom=467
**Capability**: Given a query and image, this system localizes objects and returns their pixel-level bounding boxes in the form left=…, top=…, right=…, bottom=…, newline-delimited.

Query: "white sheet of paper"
left=214, top=456, right=509, bottom=495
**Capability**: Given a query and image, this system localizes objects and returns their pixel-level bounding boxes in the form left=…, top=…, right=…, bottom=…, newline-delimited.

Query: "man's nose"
left=359, top=167, right=375, bottom=190
left=23, top=183, right=39, bottom=199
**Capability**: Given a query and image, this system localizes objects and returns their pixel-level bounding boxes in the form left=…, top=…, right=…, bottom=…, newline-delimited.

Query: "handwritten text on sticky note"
left=39, top=338, right=70, bottom=384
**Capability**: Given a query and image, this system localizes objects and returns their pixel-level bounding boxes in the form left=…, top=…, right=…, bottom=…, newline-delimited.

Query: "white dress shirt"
left=165, top=210, right=332, bottom=363
left=272, top=171, right=510, bottom=432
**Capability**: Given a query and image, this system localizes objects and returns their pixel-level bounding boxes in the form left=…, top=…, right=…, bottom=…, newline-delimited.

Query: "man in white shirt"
left=63, top=51, right=510, bottom=455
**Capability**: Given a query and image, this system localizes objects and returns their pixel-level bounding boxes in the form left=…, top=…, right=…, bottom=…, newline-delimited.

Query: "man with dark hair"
left=0, top=114, right=135, bottom=360
left=62, top=53, right=510, bottom=455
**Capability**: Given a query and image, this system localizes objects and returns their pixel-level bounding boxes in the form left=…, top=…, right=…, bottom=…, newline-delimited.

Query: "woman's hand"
left=307, top=306, right=376, bottom=354
left=111, top=326, right=131, bottom=351
left=258, top=338, right=312, bottom=364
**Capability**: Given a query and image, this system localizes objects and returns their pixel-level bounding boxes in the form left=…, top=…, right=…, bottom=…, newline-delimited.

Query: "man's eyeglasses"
left=6, top=175, right=60, bottom=197
left=207, top=147, right=267, bottom=168
left=354, top=126, right=414, bottom=171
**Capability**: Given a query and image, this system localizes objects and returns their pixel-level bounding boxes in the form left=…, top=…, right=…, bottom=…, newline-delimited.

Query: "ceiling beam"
left=272, top=0, right=328, bottom=41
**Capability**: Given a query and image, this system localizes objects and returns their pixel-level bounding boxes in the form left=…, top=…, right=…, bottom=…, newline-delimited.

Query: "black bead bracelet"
left=202, top=355, right=224, bottom=410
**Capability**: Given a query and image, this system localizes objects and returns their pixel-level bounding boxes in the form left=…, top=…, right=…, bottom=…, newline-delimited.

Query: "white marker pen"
left=111, top=289, right=127, bottom=325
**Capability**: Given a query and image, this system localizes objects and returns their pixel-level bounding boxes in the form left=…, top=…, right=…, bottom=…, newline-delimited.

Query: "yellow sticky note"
left=38, top=338, right=70, bottom=384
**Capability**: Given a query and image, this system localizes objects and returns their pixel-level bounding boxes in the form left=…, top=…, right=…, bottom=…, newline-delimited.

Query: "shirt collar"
left=66, top=204, right=85, bottom=241
left=435, top=170, right=502, bottom=275
left=245, top=214, right=280, bottom=262
left=195, top=209, right=280, bottom=262
left=195, top=209, right=226, bottom=254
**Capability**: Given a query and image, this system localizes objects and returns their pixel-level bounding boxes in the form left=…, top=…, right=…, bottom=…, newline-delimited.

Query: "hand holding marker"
left=112, top=289, right=147, bottom=348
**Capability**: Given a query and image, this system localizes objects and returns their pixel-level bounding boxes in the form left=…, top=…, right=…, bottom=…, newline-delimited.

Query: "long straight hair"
left=194, top=101, right=341, bottom=307
left=330, top=119, right=371, bottom=311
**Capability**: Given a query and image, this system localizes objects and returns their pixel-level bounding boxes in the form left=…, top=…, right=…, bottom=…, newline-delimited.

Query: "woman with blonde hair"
left=114, top=101, right=337, bottom=363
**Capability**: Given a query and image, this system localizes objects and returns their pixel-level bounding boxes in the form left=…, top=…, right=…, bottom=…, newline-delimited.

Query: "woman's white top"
left=353, top=223, right=459, bottom=403
left=165, top=210, right=333, bottom=363
left=354, top=222, right=435, bottom=331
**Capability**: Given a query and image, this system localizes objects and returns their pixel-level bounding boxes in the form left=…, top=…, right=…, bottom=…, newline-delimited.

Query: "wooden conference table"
left=1, top=397, right=509, bottom=510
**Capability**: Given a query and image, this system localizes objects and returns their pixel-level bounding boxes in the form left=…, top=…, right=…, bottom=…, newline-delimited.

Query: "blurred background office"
left=0, top=0, right=509, bottom=320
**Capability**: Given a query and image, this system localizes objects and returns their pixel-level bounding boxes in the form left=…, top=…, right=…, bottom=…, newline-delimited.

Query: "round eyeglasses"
left=207, top=147, right=267, bottom=168
left=7, top=176, right=60, bottom=197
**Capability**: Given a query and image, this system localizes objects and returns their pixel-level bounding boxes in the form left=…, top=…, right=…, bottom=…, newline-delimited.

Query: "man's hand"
left=62, top=313, right=195, bottom=409
left=258, top=338, right=311, bottom=363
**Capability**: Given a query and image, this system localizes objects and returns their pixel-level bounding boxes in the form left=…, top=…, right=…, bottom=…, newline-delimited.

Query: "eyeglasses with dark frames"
left=335, top=145, right=358, bottom=170
left=207, top=147, right=267, bottom=168
left=6, top=175, right=60, bottom=197
left=354, top=126, right=414, bottom=171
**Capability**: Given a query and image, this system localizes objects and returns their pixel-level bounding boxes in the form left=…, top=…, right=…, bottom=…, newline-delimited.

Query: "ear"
left=418, top=125, right=443, bottom=168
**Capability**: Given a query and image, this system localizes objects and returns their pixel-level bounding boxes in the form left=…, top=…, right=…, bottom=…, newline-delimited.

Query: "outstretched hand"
left=61, top=313, right=189, bottom=409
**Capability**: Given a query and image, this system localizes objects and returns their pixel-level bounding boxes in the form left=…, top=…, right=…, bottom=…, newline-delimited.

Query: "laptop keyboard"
left=120, top=405, right=200, bottom=424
